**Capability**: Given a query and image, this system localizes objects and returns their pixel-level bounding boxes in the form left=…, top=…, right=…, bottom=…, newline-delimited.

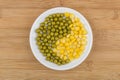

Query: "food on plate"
left=35, top=12, right=87, bottom=65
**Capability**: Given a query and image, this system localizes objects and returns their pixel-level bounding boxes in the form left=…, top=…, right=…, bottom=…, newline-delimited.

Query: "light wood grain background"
left=0, top=0, right=120, bottom=80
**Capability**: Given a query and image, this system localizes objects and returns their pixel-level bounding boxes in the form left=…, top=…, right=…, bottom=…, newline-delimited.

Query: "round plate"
left=29, top=7, right=93, bottom=70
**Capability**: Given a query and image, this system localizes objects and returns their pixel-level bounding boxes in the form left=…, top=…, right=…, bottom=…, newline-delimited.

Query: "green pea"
left=56, top=13, right=60, bottom=17
left=36, top=42, right=41, bottom=45
left=44, top=21, right=48, bottom=25
left=45, top=49, right=49, bottom=53
left=50, top=50, right=53, bottom=54
left=46, top=57, right=50, bottom=61
left=55, top=56, right=59, bottom=59
left=68, top=30, right=71, bottom=34
left=60, top=22, right=64, bottom=26
left=43, top=53, right=47, bottom=56
left=47, top=30, right=51, bottom=33
left=47, top=35, right=50, bottom=39
left=59, top=17, right=62, bottom=21
left=43, top=46, right=47, bottom=50
left=59, top=35, right=63, bottom=38
left=50, top=18, right=54, bottom=21
left=54, top=18, right=57, bottom=21
left=59, top=30, right=63, bottom=34
left=66, top=17, right=70, bottom=21
left=63, top=33, right=67, bottom=36
left=41, top=42, right=45, bottom=46
left=38, top=33, right=42, bottom=37
left=50, top=32, right=54, bottom=36
left=55, top=37, right=58, bottom=41
left=43, top=26, right=47, bottom=29
left=51, top=37, right=54, bottom=40
left=55, top=32, right=58, bottom=36
left=54, top=25, right=58, bottom=28
left=36, top=37, right=40, bottom=41
left=39, top=26, right=43, bottom=30
left=56, top=22, right=60, bottom=25
left=57, top=62, right=61, bottom=65
left=52, top=14, right=56, bottom=17
left=68, top=20, right=72, bottom=24
left=48, top=40, right=52, bottom=44
left=56, top=29, right=59, bottom=32
left=46, top=53, right=51, bottom=57
left=63, top=29, right=67, bottom=33
left=48, top=46, right=51, bottom=49
left=48, top=22, right=51, bottom=26
left=41, top=37, right=44, bottom=40
left=51, top=28, right=55, bottom=32
left=50, top=59, right=53, bottom=62
left=44, top=39, right=47, bottom=42
left=59, top=27, right=62, bottom=30
left=65, top=23, right=69, bottom=26
left=43, top=34, right=47, bottom=37
left=52, top=40, right=56, bottom=44
left=54, top=59, right=58, bottom=63
left=59, top=59, right=62, bottom=63
left=63, top=20, right=66, bottom=23
left=48, top=15, right=52, bottom=18
left=45, top=17, right=49, bottom=21
left=66, top=59, right=70, bottom=63
left=62, top=26, right=66, bottom=29
left=52, top=22, right=55, bottom=25
left=45, top=43, right=49, bottom=46
left=51, top=44, right=56, bottom=48
left=62, top=61, right=65, bottom=64
left=38, top=45, right=42, bottom=50
left=40, top=50, right=44, bottom=53
left=36, top=29, right=40, bottom=33
left=67, top=27, right=70, bottom=30
left=42, top=30, right=46, bottom=33
left=47, top=26, right=51, bottom=30
left=40, top=23, right=45, bottom=26
left=60, top=13, right=64, bottom=17
left=52, top=53, right=56, bottom=56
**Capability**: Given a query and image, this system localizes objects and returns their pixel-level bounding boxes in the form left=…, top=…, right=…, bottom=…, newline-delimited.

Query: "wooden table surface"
left=0, top=0, right=120, bottom=80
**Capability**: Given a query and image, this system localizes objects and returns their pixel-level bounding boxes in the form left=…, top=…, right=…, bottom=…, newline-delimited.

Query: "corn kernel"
left=65, top=12, right=70, bottom=17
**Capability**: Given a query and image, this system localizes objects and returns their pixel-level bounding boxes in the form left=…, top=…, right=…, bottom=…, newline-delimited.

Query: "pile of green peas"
left=35, top=13, right=72, bottom=65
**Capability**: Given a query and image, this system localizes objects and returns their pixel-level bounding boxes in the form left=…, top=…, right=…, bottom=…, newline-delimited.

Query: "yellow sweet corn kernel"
left=61, top=39, right=66, bottom=43
left=74, top=31, right=79, bottom=35
left=76, top=48, right=81, bottom=52
left=80, top=46, right=85, bottom=51
left=81, top=35, right=87, bottom=39
left=67, top=34, right=70, bottom=38
left=81, top=29, right=87, bottom=35
left=60, top=49, right=65, bottom=53
left=60, top=55, right=64, bottom=59
left=60, top=43, right=64, bottom=47
left=82, top=39, right=87, bottom=45
left=69, top=24, right=73, bottom=28
left=75, top=54, right=80, bottom=59
left=56, top=41, right=60, bottom=45
left=69, top=49, right=73, bottom=53
left=78, top=30, right=82, bottom=35
left=70, top=13, right=75, bottom=19
left=53, top=49, right=57, bottom=52
left=70, top=35, right=74, bottom=40
left=65, top=12, right=70, bottom=17
left=75, top=26, right=80, bottom=31
left=74, top=17, right=80, bottom=22
left=65, top=43, right=70, bottom=47
left=63, top=56, right=67, bottom=60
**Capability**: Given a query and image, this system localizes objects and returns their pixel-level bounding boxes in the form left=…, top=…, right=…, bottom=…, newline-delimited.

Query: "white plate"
left=29, top=7, right=93, bottom=70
